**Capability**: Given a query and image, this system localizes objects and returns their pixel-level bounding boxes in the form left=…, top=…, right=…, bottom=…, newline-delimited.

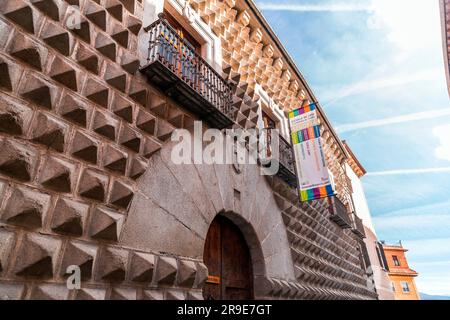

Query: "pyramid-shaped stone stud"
left=85, top=2, right=106, bottom=30
left=30, top=0, right=59, bottom=21
left=104, top=64, right=127, bottom=93
left=31, top=112, right=67, bottom=152
left=167, top=107, right=184, bottom=128
left=93, top=110, right=117, bottom=140
left=165, top=290, right=185, bottom=300
left=177, top=260, right=196, bottom=288
left=136, top=109, right=156, bottom=135
left=60, top=241, right=97, bottom=279
left=96, top=247, right=128, bottom=282
left=109, top=180, right=134, bottom=209
left=157, top=120, right=174, bottom=142
left=1, top=1, right=36, bottom=34
left=8, top=32, right=46, bottom=71
left=120, top=52, right=139, bottom=74
left=71, top=131, right=98, bottom=164
left=41, top=21, right=72, bottom=56
left=129, top=252, right=155, bottom=283
left=194, top=262, right=208, bottom=288
left=0, top=139, right=39, bottom=182
left=0, top=60, right=13, bottom=92
left=154, top=256, right=177, bottom=285
left=70, top=18, right=91, bottom=44
left=127, top=15, right=142, bottom=35
left=78, top=169, right=108, bottom=202
left=39, top=156, right=74, bottom=193
left=187, top=291, right=203, bottom=300
left=128, top=82, right=147, bottom=106
left=149, top=98, right=167, bottom=118
left=75, top=43, right=98, bottom=74
left=111, top=26, right=129, bottom=48
left=20, top=75, right=54, bottom=109
left=1, top=186, right=50, bottom=229
left=49, top=57, right=78, bottom=91
left=89, top=206, right=124, bottom=241
left=119, top=0, right=135, bottom=14
left=110, top=288, right=136, bottom=300
left=0, top=95, right=33, bottom=136
left=111, top=93, right=133, bottom=123
left=119, top=126, right=140, bottom=152
left=141, top=290, right=163, bottom=300
left=30, top=284, right=69, bottom=300
left=129, top=156, right=146, bottom=180
left=0, top=229, right=15, bottom=274
left=95, top=33, right=116, bottom=61
left=51, top=197, right=88, bottom=235
left=85, top=79, right=109, bottom=108
left=14, top=233, right=60, bottom=278
left=106, top=0, right=123, bottom=21
left=58, top=94, right=88, bottom=127
left=0, top=283, right=25, bottom=300
left=142, top=138, right=161, bottom=159
left=102, top=144, right=127, bottom=174
left=75, top=288, right=107, bottom=300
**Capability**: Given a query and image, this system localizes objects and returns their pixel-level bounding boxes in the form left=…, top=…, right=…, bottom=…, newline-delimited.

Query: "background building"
left=0, top=0, right=379, bottom=300
left=382, top=242, right=420, bottom=300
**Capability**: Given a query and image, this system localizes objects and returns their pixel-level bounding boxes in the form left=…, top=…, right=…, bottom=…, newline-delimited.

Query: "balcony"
left=351, top=213, right=366, bottom=239
left=261, top=128, right=297, bottom=188
left=329, top=196, right=352, bottom=229
left=140, top=14, right=235, bottom=129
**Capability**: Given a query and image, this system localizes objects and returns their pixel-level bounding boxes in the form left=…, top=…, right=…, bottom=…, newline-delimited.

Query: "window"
left=392, top=255, right=400, bottom=266
left=391, top=282, right=396, bottom=292
left=376, top=242, right=389, bottom=271
left=164, top=9, right=202, bottom=54
left=401, top=282, right=410, bottom=293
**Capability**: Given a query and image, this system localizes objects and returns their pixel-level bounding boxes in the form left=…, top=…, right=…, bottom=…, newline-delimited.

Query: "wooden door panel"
left=203, top=218, right=221, bottom=300
left=203, top=216, right=253, bottom=300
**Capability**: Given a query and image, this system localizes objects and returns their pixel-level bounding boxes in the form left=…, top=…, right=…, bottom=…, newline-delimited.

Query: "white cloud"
left=366, top=167, right=450, bottom=176
left=367, top=0, right=441, bottom=56
left=257, top=3, right=372, bottom=12
left=324, top=69, right=442, bottom=106
left=433, top=124, right=450, bottom=162
left=336, top=108, right=450, bottom=133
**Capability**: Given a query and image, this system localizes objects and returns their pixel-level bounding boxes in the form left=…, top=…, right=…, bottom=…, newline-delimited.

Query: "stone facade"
left=0, top=0, right=378, bottom=300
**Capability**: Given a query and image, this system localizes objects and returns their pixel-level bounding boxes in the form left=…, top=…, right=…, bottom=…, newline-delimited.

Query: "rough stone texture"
left=0, top=0, right=377, bottom=300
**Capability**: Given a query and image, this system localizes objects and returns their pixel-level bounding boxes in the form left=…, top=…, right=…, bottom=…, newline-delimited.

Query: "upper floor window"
left=164, top=9, right=202, bottom=55
left=391, top=282, right=396, bottom=292
left=392, top=255, right=400, bottom=266
left=401, top=281, right=410, bottom=293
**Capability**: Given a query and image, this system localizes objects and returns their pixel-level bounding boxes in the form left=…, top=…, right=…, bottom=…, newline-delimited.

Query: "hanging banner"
left=288, top=103, right=335, bottom=202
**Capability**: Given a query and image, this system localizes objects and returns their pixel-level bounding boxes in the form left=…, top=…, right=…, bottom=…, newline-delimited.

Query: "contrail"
left=336, top=108, right=450, bottom=133
left=366, top=167, right=450, bottom=176
left=258, top=3, right=373, bottom=12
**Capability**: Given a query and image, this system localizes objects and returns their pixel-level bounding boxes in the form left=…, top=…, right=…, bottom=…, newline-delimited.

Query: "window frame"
left=401, top=281, right=410, bottom=293
left=392, top=255, right=401, bottom=267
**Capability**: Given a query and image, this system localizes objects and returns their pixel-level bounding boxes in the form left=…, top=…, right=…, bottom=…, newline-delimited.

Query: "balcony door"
left=203, top=215, right=254, bottom=300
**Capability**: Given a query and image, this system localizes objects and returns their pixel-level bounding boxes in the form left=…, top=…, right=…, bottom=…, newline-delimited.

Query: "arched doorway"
left=203, top=215, right=254, bottom=300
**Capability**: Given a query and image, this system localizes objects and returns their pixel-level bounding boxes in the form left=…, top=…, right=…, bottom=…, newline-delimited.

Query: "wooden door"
left=203, top=216, right=253, bottom=300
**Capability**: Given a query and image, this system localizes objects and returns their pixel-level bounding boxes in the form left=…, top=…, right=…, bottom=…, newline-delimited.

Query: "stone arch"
left=120, top=138, right=296, bottom=283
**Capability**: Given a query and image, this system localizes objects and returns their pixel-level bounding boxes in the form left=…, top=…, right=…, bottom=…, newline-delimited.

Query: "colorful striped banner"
left=289, top=103, right=335, bottom=202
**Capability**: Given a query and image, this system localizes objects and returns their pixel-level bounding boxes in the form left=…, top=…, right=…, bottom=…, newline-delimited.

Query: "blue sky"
left=255, top=0, right=450, bottom=295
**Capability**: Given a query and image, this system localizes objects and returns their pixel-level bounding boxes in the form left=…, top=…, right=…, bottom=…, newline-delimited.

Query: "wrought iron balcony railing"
left=261, top=128, right=297, bottom=188
left=329, top=196, right=352, bottom=229
left=140, top=14, right=235, bottom=129
left=351, top=213, right=366, bottom=239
